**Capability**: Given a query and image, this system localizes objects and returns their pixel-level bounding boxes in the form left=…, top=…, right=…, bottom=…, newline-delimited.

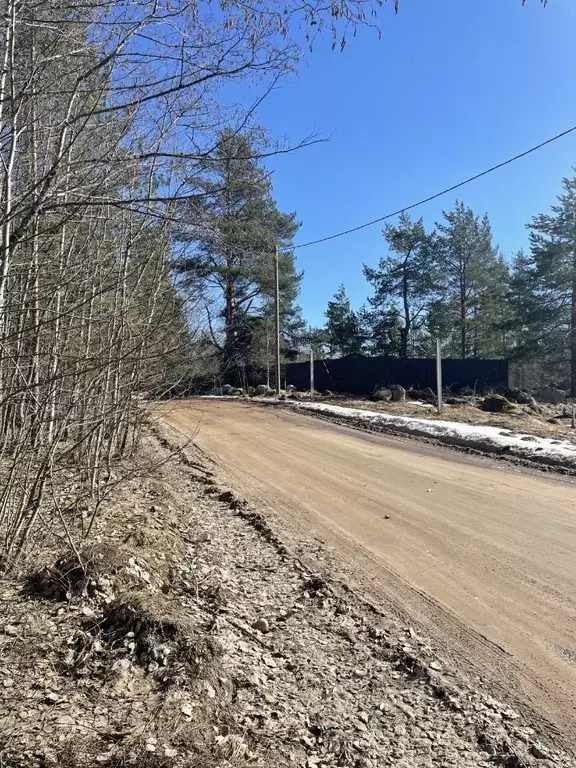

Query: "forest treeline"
left=0, top=0, right=374, bottom=565
left=313, top=180, right=576, bottom=396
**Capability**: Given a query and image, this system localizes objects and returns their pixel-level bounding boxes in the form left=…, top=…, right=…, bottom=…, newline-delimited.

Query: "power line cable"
left=293, top=123, right=576, bottom=250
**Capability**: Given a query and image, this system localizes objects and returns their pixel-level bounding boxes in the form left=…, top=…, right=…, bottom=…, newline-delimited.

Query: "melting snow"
left=283, top=400, right=576, bottom=467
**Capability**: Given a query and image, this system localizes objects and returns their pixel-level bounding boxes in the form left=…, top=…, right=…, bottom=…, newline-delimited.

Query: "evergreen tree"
left=176, top=127, right=301, bottom=384
left=522, top=174, right=576, bottom=394
left=324, top=285, right=364, bottom=356
left=435, top=203, right=505, bottom=358
left=300, top=326, right=329, bottom=359
left=359, top=303, right=403, bottom=356
left=363, top=214, right=437, bottom=358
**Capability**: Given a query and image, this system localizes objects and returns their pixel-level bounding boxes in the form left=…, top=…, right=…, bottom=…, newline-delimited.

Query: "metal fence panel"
left=286, top=355, right=508, bottom=394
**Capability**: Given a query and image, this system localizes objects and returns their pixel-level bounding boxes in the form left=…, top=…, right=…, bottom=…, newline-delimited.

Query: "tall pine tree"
left=363, top=214, right=437, bottom=358
left=176, top=127, right=301, bottom=384
left=324, top=285, right=364, bottom=356
left=434, top=203, right=505, bottom=358
left=524, top=174, right=576, bottom=394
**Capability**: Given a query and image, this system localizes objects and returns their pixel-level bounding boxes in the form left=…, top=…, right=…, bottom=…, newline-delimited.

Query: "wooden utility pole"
left=274, top=243, right=281, bottom=396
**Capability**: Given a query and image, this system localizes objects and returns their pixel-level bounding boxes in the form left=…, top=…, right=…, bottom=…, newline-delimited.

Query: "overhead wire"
left=292, top=123, right=576, bottom=250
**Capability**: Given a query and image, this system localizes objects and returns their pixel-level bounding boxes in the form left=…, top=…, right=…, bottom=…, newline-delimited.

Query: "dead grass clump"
left=93, top=593, right=221, bottom=686
left=24, top=543, right=125, bottom=601
left=52, top=742, right=178, bottom=768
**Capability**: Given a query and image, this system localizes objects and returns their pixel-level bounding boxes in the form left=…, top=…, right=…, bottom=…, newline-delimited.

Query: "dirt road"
left=160, top=399, right=576, bottom=748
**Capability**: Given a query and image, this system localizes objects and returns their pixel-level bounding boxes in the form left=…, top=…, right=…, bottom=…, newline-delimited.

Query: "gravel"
left=0, top=426, right=573, bottom=767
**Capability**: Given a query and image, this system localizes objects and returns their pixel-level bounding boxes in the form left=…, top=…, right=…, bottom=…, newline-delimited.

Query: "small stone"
left=45, top=692, right=59, bottom=703
left=112, top=658, right=131, bottom=671
left=530, top=744, right=548, bottom=759
left=145, top=743, right=156, bottom=753
left=4, top=625, right=18, bottom=637
left=252, top=618, right=270, bottom=633
left=56, top=715, right=75, bottom=726
left=181, top=702, right=193, bottom=717
left=430, top=661, right=442, bottom=671
left=164, top=748, right=177, bottom=758
left=3, top=679, right=14, bottom=688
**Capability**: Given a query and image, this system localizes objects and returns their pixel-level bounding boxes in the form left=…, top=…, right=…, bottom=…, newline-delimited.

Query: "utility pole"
left=310, top=347, right=314, bottom=399
left=274, top=243, right=281, bottom=396
left=266, top=317, right=270, bottom=388
left=436, top=338, right=443, bottom=415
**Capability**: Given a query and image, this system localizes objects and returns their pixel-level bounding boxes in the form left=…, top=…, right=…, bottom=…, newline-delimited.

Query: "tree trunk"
left=223, top=275, right=237, bottom=381
left=571, top=248, right=576, bottom=397
left=400, top=263, right=410, bottom=358
left=460, top=271, right=466, bottom=358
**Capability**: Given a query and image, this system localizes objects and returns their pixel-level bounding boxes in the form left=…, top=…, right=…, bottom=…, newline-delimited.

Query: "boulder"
left=516, top=390, right=534, bottom=405
left=371, top=388, right=392, bottom=402
left=390, top=385, right=406, bottom=402
left=536, top=386, right=566, bottom=405
left=222, top=383, right=234, bottom=395
left=286, top=384, right=297, bottom=392
left=255, top=384, right=274, bottom=396
left=480, top=394, right=514, bottom=413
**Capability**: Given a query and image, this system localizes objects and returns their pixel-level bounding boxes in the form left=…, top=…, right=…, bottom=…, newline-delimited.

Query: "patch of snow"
left=280, top=400, right=576, bottom=467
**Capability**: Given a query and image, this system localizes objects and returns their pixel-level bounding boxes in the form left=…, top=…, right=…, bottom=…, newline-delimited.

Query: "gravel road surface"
left=160, top=398, right=576, bottom=749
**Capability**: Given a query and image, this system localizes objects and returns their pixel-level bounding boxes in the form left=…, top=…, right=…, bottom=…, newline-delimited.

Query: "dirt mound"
left=25, top=543, right=126, bottom=600
left=87, top=595, right=221, bottom=687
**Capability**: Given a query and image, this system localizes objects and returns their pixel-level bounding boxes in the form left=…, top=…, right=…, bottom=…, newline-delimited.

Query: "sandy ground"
left=159, top=398, right=576, bottom=750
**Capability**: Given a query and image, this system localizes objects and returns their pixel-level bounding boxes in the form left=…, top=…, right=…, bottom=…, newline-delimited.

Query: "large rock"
left=255, top=384, right=274, bottom=396
left=536, top=386, right=566, bottom=405
left=389, top=385, right=406, bottom=402
left=371, top=388, right=392, bottom=402
left=481, top=394, right=514, bottom=413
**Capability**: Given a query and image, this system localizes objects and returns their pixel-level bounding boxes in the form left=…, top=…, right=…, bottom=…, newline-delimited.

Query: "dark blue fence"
left=286, top=354, right=508, bottom=394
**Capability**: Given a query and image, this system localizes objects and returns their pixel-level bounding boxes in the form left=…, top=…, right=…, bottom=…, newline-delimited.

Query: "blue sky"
left=256, top=0, right=576, bottom=327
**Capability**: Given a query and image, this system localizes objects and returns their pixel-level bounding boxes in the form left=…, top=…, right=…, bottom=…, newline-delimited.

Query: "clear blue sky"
left=256, top=0, right=576, bottom=327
